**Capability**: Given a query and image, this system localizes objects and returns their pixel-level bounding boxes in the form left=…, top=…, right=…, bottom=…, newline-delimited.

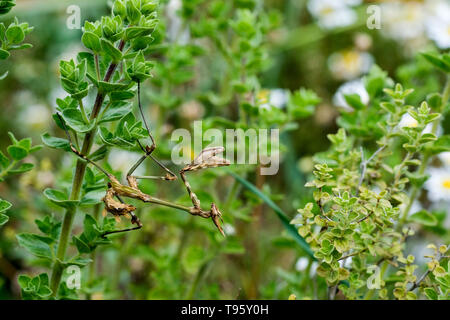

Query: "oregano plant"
left=0, top=0, right=36, bottom=229
left=291, top=52, right=450, bottom=300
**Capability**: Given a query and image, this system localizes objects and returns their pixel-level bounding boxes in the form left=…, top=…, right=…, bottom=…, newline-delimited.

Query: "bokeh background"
left=0, top=0, right=449, bottom=299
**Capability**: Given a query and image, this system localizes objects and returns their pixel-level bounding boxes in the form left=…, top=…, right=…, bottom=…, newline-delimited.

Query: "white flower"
left=307, top=0, right=358, bottom=30
left=258, top=89, right=289, bottom=110
left=380, top=2, right=426, bottom=41
left=425, top=167, right=450, bottom=202
left=333, top=80, right=369, bottom=111
left=424, top=1, right=450, bottom=49
left=438, top=152, right=450, bottom=167
left=223, top=223, right=236, bottom=236
left=340, top=256, right=353, bottom=268
left=398, top=113, right=419, bottom=129
left=328, top=50, right=374, bottom=80
left=397, top=113, right=437, bottom=135
left=309, top=261, right=319, bottom=277
left=295, top=257, right=309, bottom=272
left=166, top=0, right=190, bottom=44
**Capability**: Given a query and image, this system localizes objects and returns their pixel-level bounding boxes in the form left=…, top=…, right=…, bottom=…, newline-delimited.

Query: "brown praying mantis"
left=57, top=81, right=230, bottom=237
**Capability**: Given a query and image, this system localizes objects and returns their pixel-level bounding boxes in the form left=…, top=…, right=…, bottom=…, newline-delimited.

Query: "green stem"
left=399, top=76, right=450, bottom=227
left=88, top=205, right=101, bottom=281
left=94, top=54, right=100, bottom=81
left=78, top=99, right=89, bottom=124
left=49, top=40, right=125, bottom=297
left=0, top=160, right=17, bottom=180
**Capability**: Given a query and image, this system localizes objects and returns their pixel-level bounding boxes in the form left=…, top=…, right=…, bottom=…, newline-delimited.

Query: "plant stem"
left=399, top=76, right=450, bottom=227
left=78, top=99, right=89, bottom=124
left=50, top=40, right=125, bottom=296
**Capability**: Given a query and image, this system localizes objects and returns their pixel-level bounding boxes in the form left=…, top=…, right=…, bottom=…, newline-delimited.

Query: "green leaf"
left=99, top=101, right=132, bottom=123
left=6, top=25, right=25, bottom=44
left=287, top=88, right=320, bottom=118
left=424, top=287, right=438, bottom=300
left=0, top=199, right=12, bottom=213
left=35, top=216, right=61, bottom=239
left=229, top=170, right=314, bottom=259
left=0, top=150, right=9, bottom=168
left=421, top=52, right=450, bottom=73
left=80, top=189, right=105, bottom=206
left=73, top=236, right=91, bottom=254
left=97, top=81, right=130, bottom=94
left=427, top=135, right=450, bottom=155
left=0, top=71, right=8, bottom=80
left=41, top=133, right=71, bottom=151
left=0, top=214, right=9, bottom=226
left=16, top=233, right=53, bottom=260
left=408, top=210, right=438, bottom=227
left=88, top=145, right=107, bottom=161
left=125, top=26, right=152, bottom=40
left=61, top=108, right=95, bottom=133
left=66, top=257, right=93, bottom=267
left=43, top=188, right=79, bottom=210
left=100, top=39, right=122, bottom=63
left=81, top=31, right=101, bottom=52
left=126, top=0, right=141, bottom=24
left=18, top=137, right=32, bottom=150
left=405, top=172, right=429, bottom=188
left=9, top=163, right=34, bottom=174
left=7, top=145, right=28, bottom=161
left=109, top=90, right=135, bottom=101
left=18, top=273, right=52, bottom=300
left=344, top=94, right=366, bottom=110
left=0, top=49, right=10, bottom=60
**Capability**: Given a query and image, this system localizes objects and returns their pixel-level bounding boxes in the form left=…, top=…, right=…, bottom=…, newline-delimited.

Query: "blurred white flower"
left=166, top=0, right=190, bottom=44
left=108, top=149, right=146, bottom=179
left=223, top=223, right=236, bottom=236
left=307, top=0, right=359, bottom=30
left=295, top=257, right=309, bottom=272
left=425, top=167, right=450, bottom=202
left=354, top=33, right=373, bottom=51
left=328, top=49, right=374, bottom=80
left=398, top=113, right=419, bottom=129
left=19, top=104, right=51, bottom=130
left=397, top=113, right=437, bottom=135
left=424, top=0, right=450, bottom=49
left=342, top=0, right=362, bottom=5
left=258, top=89, right=289, bottom=110
left=438, top=152, right=450, bottom=167
left=333, top=80, right=369, bottom=111
left=295, top=257, right=318, bottom=277
left=381, top=2, right=426, bottom=41
left=309, top=261, right=318, bottom=277
left=399, top=200, right=422, bottom=216
left=180, top=100, right=205, bottom=120
left=340, top=256, right=353, bottom=268
left=292, top=213, right=302, bottom=228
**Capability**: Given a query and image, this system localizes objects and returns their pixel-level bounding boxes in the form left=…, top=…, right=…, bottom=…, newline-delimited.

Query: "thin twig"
left=357, top=145, right=386, bottom=194
left=409, top=254, right=445, bottom=291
